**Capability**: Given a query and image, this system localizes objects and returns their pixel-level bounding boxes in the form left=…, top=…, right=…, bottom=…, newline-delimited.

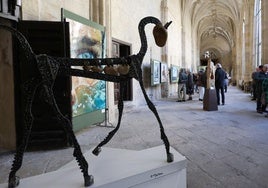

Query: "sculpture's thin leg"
left=92, top=81, right=125, bottom=156
left=136, top=68, right=174, bottom=163
left=8, top=79, right=41, bottom=188
left=43, top=85, right=93, bottom=187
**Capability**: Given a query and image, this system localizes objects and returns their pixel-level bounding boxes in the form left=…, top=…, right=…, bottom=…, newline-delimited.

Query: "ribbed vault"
left=182, top=0, right=247, bottom=69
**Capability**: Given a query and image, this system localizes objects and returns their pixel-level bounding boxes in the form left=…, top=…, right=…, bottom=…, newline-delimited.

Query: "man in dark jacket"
left=177, top=68, right=188, bottom=102
left=186, top=69, right=194, bottom=100
left=256, top=65, right=268, bottom=113
left=215, top=63, right=226, bottom=105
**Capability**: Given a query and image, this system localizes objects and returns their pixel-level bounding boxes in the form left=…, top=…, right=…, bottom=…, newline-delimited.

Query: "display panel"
left=62, top=9, right=106, bottom=130
left=170, top=64, right=179, bottom=83
left=62, top=9, right=106, bottom=117
left=160, top=62, right=168, bottom=83
left=151, top=59, right=161, bottom=86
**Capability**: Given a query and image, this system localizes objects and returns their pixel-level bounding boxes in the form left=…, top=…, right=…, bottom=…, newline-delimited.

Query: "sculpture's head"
left=153, top=21, right=172, bottom=47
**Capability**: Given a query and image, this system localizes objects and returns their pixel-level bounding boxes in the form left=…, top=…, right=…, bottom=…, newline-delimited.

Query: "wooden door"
left=15, top=21, right=71, bottom=149
left=112, top=41, right=132, bottom=104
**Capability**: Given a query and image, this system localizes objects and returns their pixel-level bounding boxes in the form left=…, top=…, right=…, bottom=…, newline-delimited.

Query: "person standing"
left=215, top=63, right=226, bottom=105
left=197, top=68, right=206, bottom=101
left=177, top=68, right=187, bottom=102
left=256, top=65, right=268, bottom=113
left=262, top=65, right=268, bottom=117
left=186, top=69, right=194, bottom=100
left=224, top=72, right=229, bottom=92
left=193, top=73, right=199, bottom=93
left=262, top=78, right=268, bottom=117
left=251, top=67, right=260, bottom=100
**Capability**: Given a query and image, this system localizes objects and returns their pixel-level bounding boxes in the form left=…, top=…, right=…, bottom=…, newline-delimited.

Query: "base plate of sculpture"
left=203, top=89, right=218, bottom=111
left=0, top=146, right=186, bottom=188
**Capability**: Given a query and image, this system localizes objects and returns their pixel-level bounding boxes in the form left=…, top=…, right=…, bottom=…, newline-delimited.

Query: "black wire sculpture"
left=0, top=16, right=173, bottom=188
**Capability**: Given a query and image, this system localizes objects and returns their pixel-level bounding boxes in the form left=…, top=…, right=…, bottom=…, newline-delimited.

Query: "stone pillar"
left=231, top=45, right=237, bottom=84
left=104, top=0, right=116, bottom=123
left=243, top=2, right=254, bottom=82
left=99, top=0, right=105, bottom=25
left=161, top=0, right=168, bottom=63
left=88, top=0, right=116, bottom=123
left=92, top=0, right=99, bottom=23
left=235, top=23, right=242, bottom=85
left=181, top=28, right=186, bottom=67
left=160, top=0, right=169, bottom=98
left=0, top=19, right=16, bottom=150
left=262, top=0, right=268, bottom=64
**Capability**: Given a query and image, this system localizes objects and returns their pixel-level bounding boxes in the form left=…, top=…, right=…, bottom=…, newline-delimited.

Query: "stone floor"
left=0, top=86, right=268, bottom=188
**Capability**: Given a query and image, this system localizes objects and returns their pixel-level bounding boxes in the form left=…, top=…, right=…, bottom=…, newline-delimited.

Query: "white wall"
left=111, top=0, right=162, bottom=106
left=0, top=20, right=16, bottom=150
left=111, top=0, right=182, bottom=104
left=21, top=0, right=89, bottom=21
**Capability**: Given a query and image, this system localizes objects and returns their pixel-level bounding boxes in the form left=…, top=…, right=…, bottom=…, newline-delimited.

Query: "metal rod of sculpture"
left=0, top=16, right=173, bottom=188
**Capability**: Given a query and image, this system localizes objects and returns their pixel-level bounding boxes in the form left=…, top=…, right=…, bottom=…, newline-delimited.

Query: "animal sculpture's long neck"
left=137, top=16, right=162, bottom=57
left=0, top=24, right=35, bottom=61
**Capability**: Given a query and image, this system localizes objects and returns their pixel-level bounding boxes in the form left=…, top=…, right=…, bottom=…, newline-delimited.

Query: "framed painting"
left=151, top=59, right=161, bottom=86
left=160, top=62, right=168, bottom=83
left=62, top=9, right=106, bottom=130
left=170, top=65, right=179, bottom=83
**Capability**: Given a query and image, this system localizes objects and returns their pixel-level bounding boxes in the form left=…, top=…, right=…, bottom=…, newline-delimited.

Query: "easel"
left=97, top=107, right=115, bottom=128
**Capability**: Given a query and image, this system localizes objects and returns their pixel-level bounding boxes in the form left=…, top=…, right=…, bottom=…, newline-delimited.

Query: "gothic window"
left=254, top=0, right=262, bottom=66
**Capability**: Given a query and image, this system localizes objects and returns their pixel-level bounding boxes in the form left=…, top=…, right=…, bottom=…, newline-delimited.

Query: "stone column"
left=0, top=19, right=16, bottom=150
left=92, top=0, right=99, bottom=23
left=262, top=0, right=268, bottom=64
left=235, top=21, right=243, bottom=85
left=89, top=0, right=116, bottom=123
left=160, top=0, right=169, bottom=98
left=243, top=2, right=254, bottom=82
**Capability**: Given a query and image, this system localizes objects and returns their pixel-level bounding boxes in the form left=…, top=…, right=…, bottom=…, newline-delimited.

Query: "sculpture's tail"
left=0, top=24, right=35, bottom=61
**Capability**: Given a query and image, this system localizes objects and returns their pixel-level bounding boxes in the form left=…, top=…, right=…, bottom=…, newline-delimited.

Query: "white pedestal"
left=0, top=146, right=187, bottom=188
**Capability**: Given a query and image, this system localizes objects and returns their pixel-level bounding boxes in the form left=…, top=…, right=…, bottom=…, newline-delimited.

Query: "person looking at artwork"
left=186, top=69, right=194, bottom=100
left=193, top=73, right=199, bottom=93
left=197, top=68, right=206, bottom=101
left=215, top=63, right=226, bottom=105
left=177, top=68, right=187, bottom=102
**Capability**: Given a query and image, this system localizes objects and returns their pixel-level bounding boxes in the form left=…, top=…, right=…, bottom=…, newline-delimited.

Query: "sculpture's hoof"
left=167, top=153, right=174, bottom=163
left=8, top=176, right=20, bottom=188
left=92, top=147, right=101, bottom=156
left=84, top=175, right=94, bottom=187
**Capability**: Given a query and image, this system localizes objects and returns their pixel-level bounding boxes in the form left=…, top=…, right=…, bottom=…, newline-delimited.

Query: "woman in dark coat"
left=186, top=69, right=194, bottom=100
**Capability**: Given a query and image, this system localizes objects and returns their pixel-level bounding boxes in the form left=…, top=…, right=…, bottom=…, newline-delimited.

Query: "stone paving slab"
left=0, top=86, right=268, bottom=188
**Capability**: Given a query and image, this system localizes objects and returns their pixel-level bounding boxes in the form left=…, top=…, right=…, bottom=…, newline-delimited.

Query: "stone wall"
left=21, top=0, right=89, bottom=21
left=0, top=19, right=16, bottom=150
left=262, top=0, right=268, bottom=65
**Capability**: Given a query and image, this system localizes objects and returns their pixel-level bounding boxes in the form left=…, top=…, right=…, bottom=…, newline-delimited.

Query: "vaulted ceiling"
left=183, top=0, right=248, bottom=62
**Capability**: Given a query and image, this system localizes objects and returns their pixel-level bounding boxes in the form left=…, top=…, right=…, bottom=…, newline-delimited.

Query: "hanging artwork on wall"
left=197, top=65, right=206, bottom=72
left=160, top=62, right=168, bottom=83
left=151, top=59, right=161, bottom=86
left=170, top=65, right=179, bottom=83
